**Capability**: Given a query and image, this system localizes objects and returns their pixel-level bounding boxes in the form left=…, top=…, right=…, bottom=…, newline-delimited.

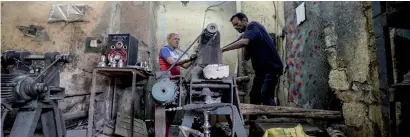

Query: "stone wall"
left=284, top=1, right=381, bottom=137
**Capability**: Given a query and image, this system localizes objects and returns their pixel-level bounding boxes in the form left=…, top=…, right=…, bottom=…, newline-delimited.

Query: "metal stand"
left=174, top=67, right=246, bottom=137
left=178, top=105, right=247, bottom=137
left=9, top=101, right=65, bottom=137
left=87, top=67, right=150, bottom=137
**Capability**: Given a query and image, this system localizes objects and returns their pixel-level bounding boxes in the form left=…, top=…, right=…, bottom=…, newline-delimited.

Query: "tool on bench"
left=151, top=23, right=250, bottom=137
left=1, top=50, right=71, bottom=137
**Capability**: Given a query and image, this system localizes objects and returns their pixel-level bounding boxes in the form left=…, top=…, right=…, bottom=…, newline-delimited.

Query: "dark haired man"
left=222, top=13, right=283, bottom=119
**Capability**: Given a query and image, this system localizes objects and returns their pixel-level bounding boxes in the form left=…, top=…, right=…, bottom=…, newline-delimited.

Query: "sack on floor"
left=263, top=124, right=308, bottom=137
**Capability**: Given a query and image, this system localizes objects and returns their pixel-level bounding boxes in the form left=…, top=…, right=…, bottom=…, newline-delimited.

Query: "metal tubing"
left=24, top=55, right=45, bottom=60
left=179, top=76, right=183, bottom=107
left=111, top=78, right=117, bottom=119
left=106, top=77, right=114, bottom=121
left=191, top=84, right=230, bottom=89
left=64, top=91, right=103, bottom=98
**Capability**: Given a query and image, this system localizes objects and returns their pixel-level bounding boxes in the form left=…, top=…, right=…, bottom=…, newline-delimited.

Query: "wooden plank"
left=240, top=104, right=343, bottom=119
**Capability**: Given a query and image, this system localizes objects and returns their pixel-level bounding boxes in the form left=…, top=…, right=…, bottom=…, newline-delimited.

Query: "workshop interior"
left=1, top=1, right=410, bottom=137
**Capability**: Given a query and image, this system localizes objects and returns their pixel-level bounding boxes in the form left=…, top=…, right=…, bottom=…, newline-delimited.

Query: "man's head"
left=167, top=33, right=180, bottom=48
left=230, top=13, right=249, bottom=33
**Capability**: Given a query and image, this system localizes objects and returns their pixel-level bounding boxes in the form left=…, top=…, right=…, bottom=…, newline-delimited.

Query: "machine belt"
left=155, top=105, right=167, bottom=137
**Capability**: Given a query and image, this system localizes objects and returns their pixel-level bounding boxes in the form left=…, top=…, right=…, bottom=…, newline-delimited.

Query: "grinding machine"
left=152, top=23, right=249, bottom=137
left=1, top=50, right=71, bottom=137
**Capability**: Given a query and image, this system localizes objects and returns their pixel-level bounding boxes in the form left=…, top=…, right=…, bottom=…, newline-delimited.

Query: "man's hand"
left=221, top=48, right=228, bottom=53
left=189, top=54, right=198, bottom=61
left=221, top=38, right=249, bottom=53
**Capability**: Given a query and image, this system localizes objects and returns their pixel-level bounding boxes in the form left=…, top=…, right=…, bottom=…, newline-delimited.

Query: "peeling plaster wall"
left=239, top=1, right=287, bottom=105
left=155, top=1, right=238, bottom=72
left=284, top=1, right=381, bottom=137
left=241, top=1, right=285, bottom=36
left=1, top=1, right=156, bottom=129
left=1, top=1, right=110, bottom=116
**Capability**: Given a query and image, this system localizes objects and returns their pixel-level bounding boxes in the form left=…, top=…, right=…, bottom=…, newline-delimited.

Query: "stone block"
left=324, top=26, right=337, bottom=47
left=335, top=90, right=377, bottom=105
left=325, top=47, right=338, bottom=69
left=347, top=29, right=370, bottom=83
left=352, top=83, right=360, bottom=91
left=342, top=102, right=367, bottom=128
left=358, top=120, right=380, bottom=137
left=329, top=69, right=349, bottom=91
left=334, top=91, right=360, bottom=103
left=368, top=105, right=382, bottom=130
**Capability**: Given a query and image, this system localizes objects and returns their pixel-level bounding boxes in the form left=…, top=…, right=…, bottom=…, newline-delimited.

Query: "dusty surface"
left=1, top=1, right=156, bottom=132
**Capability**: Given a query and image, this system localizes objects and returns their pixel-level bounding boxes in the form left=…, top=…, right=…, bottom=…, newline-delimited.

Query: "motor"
left=1, top=50, right=71, bottom=137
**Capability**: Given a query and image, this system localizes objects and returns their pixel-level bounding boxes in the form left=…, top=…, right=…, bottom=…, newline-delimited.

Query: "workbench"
left=86, top=67, right=152, bottom=137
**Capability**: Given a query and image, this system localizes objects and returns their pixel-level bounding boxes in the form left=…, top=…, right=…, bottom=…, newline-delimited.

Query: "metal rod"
left=107, top=77, right=114, bottom=120
left=179, top=76, right=183, bottom=107
left=24, top=55, right=45, bottom=60
left=112, top=78, right=117, bottom=120
left=64, top=91, right=103, bottom=98
left=130, top=72, right=137, bottom=137
left=191, top=84, right=230, bottom=89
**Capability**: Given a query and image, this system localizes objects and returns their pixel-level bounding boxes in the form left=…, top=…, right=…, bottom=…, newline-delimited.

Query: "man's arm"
left=166, top=57, right=191, bottom=66
left=160, top=47, right=192, bottom=65
left=222, top=38, right=249, bottom=52
left=222, top=23, right=260, bottom=53
left=180, top=61, right=193, bottom=69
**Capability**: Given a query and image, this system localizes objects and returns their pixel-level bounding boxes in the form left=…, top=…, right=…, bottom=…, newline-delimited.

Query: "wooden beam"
left=240, top=104, right=343, bottom=119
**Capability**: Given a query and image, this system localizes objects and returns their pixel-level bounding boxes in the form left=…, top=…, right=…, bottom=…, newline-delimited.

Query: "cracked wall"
left=238, top=1, right=287, bottom=105
left=1, top=1, right=157, bottom=130
left=284, top=1, right=381, bottom=137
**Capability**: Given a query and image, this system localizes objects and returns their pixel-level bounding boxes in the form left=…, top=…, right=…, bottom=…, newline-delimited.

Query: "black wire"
left=202, top=1, right=227, bottom=30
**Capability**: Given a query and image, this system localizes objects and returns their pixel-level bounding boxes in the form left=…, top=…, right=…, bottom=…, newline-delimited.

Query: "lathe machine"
left=1, top=50, right=71, bottom=137
left=152, top=23, right=249, bottom=137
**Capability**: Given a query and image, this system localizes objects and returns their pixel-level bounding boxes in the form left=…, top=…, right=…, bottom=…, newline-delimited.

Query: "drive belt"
left=155, top=105, right=166, bottom=137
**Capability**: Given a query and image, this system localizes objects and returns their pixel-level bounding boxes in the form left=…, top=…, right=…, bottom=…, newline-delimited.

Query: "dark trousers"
left=249, top=73, right=279, bottom=120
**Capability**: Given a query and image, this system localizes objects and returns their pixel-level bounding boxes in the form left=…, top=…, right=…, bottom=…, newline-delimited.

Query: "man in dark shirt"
left=222, top=13, right=283, bottom=117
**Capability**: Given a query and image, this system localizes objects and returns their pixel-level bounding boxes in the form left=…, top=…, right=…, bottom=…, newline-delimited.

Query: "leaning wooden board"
left=239, top=104, right=343, bottom=119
